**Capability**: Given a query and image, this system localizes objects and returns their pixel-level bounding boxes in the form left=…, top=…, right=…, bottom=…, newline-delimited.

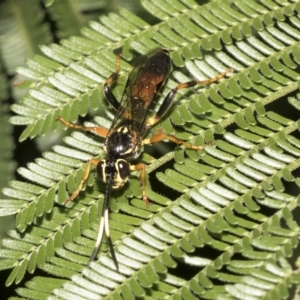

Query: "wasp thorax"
left=96, top=159, right=130, bottom=189
left=106, top=129, right=134, bottom=158
left=105, top=126, right=143, bottom=160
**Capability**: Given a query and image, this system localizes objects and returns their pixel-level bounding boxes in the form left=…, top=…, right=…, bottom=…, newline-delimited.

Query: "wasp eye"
left=96, top=161, right=106, bottom=181
left=117, top=160, right=130, bottom=180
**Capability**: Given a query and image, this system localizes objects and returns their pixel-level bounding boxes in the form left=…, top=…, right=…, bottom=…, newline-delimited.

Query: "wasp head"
left=97, top=159, right=130, bottom=189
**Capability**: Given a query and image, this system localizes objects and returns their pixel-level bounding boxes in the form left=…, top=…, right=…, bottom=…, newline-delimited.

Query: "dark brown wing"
left=107, top=48, right=171, bottom=138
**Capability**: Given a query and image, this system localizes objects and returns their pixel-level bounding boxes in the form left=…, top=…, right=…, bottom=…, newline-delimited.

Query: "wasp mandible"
left=57, top=48, right=232, bottom=269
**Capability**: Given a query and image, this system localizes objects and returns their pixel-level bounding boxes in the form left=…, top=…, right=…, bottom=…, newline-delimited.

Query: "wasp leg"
left=57, top=117, right=109, bottom=138
left=57, top=56, right=123, bottom=135
left=64, top=158, right=100, bottom=206
left=103, top=54, right=122, bottom=111
left=131, top=162, right=150, bottom=206
left=143, top=134, right=204, bottom=150
left=147, top=68, right=233, bottom=127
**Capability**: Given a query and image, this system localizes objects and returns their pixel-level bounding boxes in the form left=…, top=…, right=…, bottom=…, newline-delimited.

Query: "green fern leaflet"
left=1, top=0, right=300, bottom=299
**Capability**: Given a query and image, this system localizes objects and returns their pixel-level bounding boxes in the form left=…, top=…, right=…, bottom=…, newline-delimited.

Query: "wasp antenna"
left=104, top=207, right=119, bottom=270
left=88, top=176, right=118, bottom=269
left=88, top=214, right=105, bottom=264
left=88, top=178, right=111, bottom=264
left=107, top=236, right=118, bottom=271
left=103, top=178, right=119, bottom=270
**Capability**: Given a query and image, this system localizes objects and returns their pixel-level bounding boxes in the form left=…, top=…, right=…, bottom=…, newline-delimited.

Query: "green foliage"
left=1, top=0, right=300, bottom=299
left=0, top=0, right=52, bottom=74
left=0, top=60, right=15, bottom=239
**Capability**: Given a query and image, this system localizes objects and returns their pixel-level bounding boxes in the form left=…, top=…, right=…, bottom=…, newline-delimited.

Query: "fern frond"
left=2, top=0, right=300, bottom=299
left=46, top=0, right=97, bottom=39
left=0, top=61, right=15, bottom=238
left=0, top=0, right=52, bottom=74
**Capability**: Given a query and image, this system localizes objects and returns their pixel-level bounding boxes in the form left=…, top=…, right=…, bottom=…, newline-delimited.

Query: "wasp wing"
left=107, top=48, right=171, bottom=140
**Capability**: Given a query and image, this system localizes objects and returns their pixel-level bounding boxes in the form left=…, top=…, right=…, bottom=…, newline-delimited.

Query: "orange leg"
left=104, top=53, right=122, bottom=86
left=131, top=162, right=149, bottom=206
left=143, top=133, right=204, bottom=150
left=57, top=116, right=108, bottom=138
left=65, top=158, right=100, bottom=206
left=147, top=68, right=233, bottom=127
left=179, top=67, right=233, bottom=87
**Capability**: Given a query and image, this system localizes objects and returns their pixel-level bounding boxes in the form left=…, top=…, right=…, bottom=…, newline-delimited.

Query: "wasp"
left=57, top=48, right=232, bottom=269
